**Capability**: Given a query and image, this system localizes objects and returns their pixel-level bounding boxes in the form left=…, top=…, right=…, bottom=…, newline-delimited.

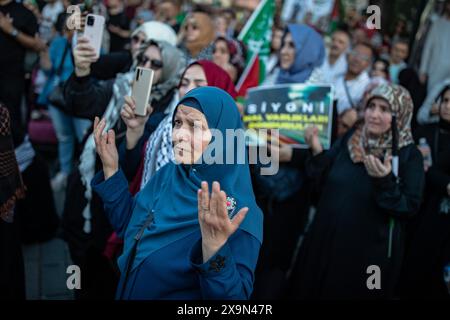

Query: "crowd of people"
left=1, top=0, right=449, bottom=300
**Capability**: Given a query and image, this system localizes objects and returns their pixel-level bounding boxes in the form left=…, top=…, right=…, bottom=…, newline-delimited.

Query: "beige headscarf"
left=348, top=84, right=415, bottom=163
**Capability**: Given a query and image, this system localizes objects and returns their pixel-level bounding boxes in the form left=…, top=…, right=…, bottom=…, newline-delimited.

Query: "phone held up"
left=83, top=13, right=104, bottom=57
left=132, top=67, right=154, bottom=116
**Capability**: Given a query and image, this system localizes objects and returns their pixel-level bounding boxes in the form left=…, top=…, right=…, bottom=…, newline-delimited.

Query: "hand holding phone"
left=131, top=67, right=154, bottom=116
left=121, top=96, right=153, bottom=132
left=73, top=36, right=98, bottom=77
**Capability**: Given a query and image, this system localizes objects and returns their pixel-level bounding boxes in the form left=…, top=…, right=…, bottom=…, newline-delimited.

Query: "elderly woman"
left=62, top=38, right=186, bottom=299
left=91, top=87, right=263, bottom=299
left=288, top=84, right=425, bottom=299
left=119, top=60, right=238, bottom=192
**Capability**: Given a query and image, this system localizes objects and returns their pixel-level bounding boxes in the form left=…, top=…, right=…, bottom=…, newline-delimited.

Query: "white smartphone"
left=83, top=14, right=105, bottom=57
left=132, top=67, right=154, bottom=116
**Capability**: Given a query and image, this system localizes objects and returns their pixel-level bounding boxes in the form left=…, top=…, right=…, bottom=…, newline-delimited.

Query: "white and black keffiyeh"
left=78, top=71, right=133, bottom=233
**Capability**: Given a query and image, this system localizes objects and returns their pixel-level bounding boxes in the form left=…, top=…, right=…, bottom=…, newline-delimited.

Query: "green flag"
left=237, top=0, right=275, bottom=84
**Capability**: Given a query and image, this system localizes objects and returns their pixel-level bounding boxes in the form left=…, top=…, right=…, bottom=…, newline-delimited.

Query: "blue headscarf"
left=120, top=86, right=263, bottom=273
left=277, top=24, right=325, bottom=84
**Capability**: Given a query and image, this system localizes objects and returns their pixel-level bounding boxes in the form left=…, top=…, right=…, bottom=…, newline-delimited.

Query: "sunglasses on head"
left=138, top=54, right=164, bottom=70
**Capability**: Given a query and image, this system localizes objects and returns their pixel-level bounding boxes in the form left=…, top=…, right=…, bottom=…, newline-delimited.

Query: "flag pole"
left=388, top=114, right=399, bottom=258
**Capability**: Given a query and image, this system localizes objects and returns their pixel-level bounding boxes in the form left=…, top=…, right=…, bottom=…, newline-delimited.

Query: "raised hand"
left=305, top=125, right=323, bottom=155
left=120, top=96, right=153, bottom=131
left=73, top=36, right=98, bottom=77
left=364, top=155, right=392, bottom=178
left=121, top=96, right=152, bottom=149
left=93, top=117, right=119, bottom=179
left=198, top=181, right=248, bottom=263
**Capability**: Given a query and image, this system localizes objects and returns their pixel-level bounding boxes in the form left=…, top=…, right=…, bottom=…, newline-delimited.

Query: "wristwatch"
left=10, top=28, right=19, bottom=38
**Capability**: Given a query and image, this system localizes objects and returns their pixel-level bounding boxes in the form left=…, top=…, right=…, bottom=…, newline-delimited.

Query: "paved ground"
left=22, top=167, right=75, bottom=300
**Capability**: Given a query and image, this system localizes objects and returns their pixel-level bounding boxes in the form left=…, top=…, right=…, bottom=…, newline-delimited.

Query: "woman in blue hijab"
left=90, top=86, right=263, bottom=299
left=263, top=24, right=325, bottom=85
left=277, top=24, right=325, bottom=84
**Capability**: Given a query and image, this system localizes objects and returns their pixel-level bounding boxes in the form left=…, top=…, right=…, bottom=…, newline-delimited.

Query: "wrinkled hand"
left=93, top=117, right=119, bottom=179
left=364, top=155, right=392, bottom=178
left=198, top=181, right=248, bottom=262
left=121, top=96, right=153, bottom=132
left=73, top=36, right=98, bottom=77
left=0, top=12, right=14, bottom=35
left=305, top=126, right=323, bottom=155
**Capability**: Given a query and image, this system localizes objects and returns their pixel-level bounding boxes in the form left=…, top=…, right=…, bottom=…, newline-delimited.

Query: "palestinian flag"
left=236, top=0, right=275, bottom=100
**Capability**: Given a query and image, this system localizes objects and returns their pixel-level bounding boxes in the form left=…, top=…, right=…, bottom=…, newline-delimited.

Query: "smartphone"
left=83, top=14, right=104, bottom=57
left=132, top=67, right=154, bottom=116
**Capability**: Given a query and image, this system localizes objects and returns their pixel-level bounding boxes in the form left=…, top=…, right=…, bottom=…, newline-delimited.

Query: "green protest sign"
left=243, top=84, right=334, bottom=149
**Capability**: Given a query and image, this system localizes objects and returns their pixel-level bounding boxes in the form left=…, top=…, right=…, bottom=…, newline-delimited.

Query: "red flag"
left=236, top=54, right=260, bottom=99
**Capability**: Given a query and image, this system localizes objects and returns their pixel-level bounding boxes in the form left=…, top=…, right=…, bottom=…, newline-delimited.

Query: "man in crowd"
left=334, top=42, right=373, bottom=114
left=319, top=28, right=351, bottom=84
left=389, top=39, right=409, bottom=84
left=419, top=0, right=450, bottom=92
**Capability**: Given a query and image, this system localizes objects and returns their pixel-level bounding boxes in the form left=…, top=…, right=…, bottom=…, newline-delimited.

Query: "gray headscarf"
left=135, top=40, right=186, bottom=105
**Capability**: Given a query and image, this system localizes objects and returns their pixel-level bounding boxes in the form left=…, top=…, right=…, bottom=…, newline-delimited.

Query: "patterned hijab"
left=348, top=84, right=415, bottom=163
left=0, top=104, right=25, bottom=222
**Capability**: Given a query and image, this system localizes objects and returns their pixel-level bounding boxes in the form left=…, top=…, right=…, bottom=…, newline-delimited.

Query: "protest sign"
left=243, top=84, right=334, bottom=149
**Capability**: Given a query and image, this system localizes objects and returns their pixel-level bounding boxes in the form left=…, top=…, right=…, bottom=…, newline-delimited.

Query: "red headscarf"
left=180, top=60, right=238, bottom=99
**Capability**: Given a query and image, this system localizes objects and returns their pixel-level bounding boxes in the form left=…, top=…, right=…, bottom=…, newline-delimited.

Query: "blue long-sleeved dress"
left=91, top=169, right=261, bottom=299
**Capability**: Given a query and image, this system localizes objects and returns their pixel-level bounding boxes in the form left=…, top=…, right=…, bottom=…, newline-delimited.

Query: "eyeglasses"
left=349, top=50, right=371, bottom=62
left=138, top=54, right=164, bottom=70
left=132, top=35, right=146, bottom=44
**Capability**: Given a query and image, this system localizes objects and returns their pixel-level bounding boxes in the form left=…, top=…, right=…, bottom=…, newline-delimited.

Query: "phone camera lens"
left=87, top=16, right=95, bottom=26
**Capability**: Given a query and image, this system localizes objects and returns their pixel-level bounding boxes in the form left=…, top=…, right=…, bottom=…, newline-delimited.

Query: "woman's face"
left=280, top=32, right=296, bottom=70
left=371, top=61, right=388, bottom=79
left=172, top=105, right=211, bottom=164
left=439, top=89, right=450, bottom=122
left=138, top=45, right=163, bottom=84
left=364, top=98, right=392, bottom=137
left=131, top=31, right=147, bottom=58
left=215, top=16, right=228, bottom=36
left=271, top=28, right=284, bottom=52
left=184, top=18, right=200, bottom=42
left=213, top=39, right=230, bottom=67
left=178, top=64, right=208, bottom=99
